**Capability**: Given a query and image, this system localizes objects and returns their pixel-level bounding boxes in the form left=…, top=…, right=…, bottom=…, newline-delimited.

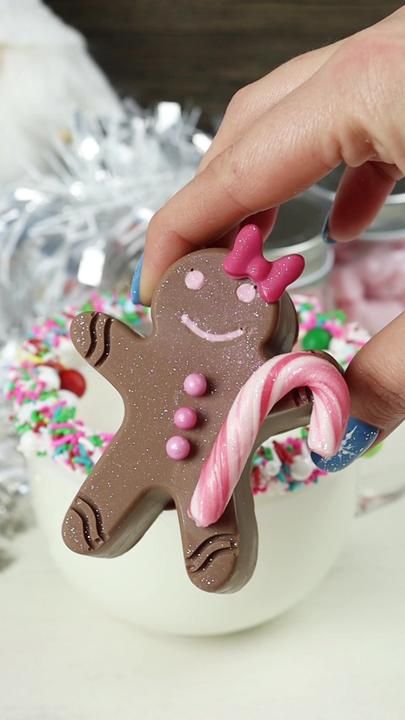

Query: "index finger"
left=140, top=66, right=364, bottom=304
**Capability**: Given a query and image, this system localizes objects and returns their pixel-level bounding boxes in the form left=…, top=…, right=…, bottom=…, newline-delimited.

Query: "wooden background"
left=48, top=0, right=402, bottom=124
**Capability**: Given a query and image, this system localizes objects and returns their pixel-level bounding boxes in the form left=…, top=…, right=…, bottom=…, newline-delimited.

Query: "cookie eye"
left=185, top=269, right=205, bottom=290
left=237, top=282, right=256, bottom=303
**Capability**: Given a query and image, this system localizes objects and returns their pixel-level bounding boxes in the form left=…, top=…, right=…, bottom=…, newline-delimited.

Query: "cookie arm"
left=70, top=312, right=141, bottom=395
left=257, top=388, right=312, bottom=446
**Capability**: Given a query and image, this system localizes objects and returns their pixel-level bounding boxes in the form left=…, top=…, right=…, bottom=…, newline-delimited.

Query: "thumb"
left=312, top=312, right=405, bottom=472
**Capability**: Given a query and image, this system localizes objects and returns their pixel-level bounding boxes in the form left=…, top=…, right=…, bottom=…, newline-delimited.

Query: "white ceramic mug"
left=27, top=366, right=405, bottom=636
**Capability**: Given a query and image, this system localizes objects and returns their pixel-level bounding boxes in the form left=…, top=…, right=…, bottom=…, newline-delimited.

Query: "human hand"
left=135, top=7, right=405, bottom=466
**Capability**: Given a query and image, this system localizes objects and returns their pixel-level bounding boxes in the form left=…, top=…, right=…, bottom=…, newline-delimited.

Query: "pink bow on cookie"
left=223, top=224, right=304, bottom=303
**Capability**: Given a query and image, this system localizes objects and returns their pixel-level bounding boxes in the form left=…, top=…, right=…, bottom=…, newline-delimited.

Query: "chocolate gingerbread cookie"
left=63, top=225, right=313, bottom=593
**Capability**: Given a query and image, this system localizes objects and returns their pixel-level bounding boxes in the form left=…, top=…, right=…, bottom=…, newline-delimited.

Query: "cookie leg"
left=62, top=434, right=170, bottom=557
left=175, top=465, right=257, bottom=594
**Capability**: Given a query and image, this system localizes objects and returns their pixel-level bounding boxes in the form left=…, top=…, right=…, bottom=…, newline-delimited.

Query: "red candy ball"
left=59, top=368, right=86, bottom=397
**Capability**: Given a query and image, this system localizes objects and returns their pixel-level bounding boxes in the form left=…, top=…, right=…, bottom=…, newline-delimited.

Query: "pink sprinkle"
left=49, top=423, right=76, bottom=430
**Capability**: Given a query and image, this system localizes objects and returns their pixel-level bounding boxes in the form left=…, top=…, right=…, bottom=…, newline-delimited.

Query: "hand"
left=140, top=7, right=405, bottom=301
left=311, top=312, right=405, bottom=472
left=136, top=7, right=405, bottom=465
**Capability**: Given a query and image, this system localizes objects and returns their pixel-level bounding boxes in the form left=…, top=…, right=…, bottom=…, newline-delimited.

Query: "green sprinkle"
left=16, top=423, right=31, bottom=435
left=363, top=442, right=383, bottom=459
left=263, top=447, right=274, bottom=460
left=90, top=435, right=103, bottom=447
left=54, top=406, right=76, bottom=422
left=123, top=311, right=139, bottom=325
left=39, top=390, right=58, bottom=401
left=318, top=309, right=346, bottom=324
left=302, top=327, right=332, bottom=351
left=80, top=302, right=95, bottom=312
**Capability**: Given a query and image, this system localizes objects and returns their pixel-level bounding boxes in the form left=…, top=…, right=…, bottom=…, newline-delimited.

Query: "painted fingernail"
left=311, top=416, right=380, bottom=472
left=322, top=214, right=336, bottom=245
left=131, top=253, right=144, bottom=305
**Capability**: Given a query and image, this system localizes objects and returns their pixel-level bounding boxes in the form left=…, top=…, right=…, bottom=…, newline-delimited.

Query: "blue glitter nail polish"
left=311, top=416, right=380, bottom=472
left=321, top=215, right=336, bottom=245
left=131, top=253, right=144, bottom=305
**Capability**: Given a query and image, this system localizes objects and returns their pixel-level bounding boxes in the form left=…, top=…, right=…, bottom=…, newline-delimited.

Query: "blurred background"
left=2, top=4, right=405, bottom=718
left=35, top=0, right=404, bottom=338
left=48, top=0, right=401, bottom=125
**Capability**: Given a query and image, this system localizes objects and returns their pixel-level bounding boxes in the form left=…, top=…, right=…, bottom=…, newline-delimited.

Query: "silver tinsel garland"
left=0, top=99, right=210, bottom=550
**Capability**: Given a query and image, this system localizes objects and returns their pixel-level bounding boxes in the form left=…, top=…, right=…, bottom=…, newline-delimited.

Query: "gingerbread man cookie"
left=63, top=224, right=347, bottom=593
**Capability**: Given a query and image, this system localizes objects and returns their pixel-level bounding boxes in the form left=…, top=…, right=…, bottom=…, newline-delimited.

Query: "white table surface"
left=1, top=497, right=405, bottom=720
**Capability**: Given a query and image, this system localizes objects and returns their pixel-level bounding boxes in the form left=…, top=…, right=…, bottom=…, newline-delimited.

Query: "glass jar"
left=311, top=169, right=405, bottom=335
left=263, top=192, right=335, bottom=309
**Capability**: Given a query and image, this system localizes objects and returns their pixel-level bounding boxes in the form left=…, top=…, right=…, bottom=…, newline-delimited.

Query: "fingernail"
left=322, top=214, right=336, bottom=245
left=311, top=416, right=380, bottom=472
left=131, top=253, right=144, bottom=305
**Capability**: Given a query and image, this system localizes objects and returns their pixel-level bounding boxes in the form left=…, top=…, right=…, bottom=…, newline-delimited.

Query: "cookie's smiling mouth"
left=181, top=314, right=244, bottom=343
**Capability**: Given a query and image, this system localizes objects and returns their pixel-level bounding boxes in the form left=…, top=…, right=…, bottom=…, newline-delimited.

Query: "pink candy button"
left=166, top=435, right=191, bottom=460
left=183, top=373, right=207, bottom=397
left=174, top=407, right=198, bottom=430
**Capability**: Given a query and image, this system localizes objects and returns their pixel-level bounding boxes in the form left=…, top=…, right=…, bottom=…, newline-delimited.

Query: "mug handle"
left=356, top=485, right=405, bottom=516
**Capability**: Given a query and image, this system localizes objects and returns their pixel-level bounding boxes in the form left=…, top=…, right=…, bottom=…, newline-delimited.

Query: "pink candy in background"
left=332, top=240, right=405, bottom=335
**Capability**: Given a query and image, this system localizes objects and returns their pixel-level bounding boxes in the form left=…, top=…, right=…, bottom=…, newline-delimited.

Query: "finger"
left=242, top=208, right=278, bottom=235
left=312, top=311, right=405, bottom=472
left=140, top=65, right=373, bottom=303
left=327, top=162, right=401, bottom=242
left=135, top=207, right=279, bottom=306
left=220, top=208, right=278, bottom=248
left=199, top=42, right=343, bottom=173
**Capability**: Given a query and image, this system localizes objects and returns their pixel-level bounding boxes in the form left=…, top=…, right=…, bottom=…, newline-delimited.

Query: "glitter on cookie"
left=4, top=292, right=369, bottom=497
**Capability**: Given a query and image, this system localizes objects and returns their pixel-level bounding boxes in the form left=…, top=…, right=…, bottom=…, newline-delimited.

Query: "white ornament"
left=260, top=439, right=282, bottom=477
left=36, top=365, right=60, bottom=391
left=18, top=428, right=49, bottom=457
left=329, top=337, right=354, bottom=366
left=0, top=0, right=121, bottom=184
left=289, top=455, right=314, bottom=482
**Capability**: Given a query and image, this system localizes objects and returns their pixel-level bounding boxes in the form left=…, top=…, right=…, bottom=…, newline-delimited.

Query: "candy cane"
left=189, top=352, right=350, bottom=528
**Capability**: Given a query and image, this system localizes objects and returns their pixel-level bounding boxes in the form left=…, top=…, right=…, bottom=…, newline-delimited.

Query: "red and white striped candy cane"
left=189, top=352, right=350, bottom=528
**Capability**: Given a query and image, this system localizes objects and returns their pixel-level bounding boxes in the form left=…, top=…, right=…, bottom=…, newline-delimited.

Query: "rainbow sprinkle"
left=4, top=292, right=369, bottom=496
left=5, top=293, right=150, bottom=477
left=293, top=293, right=369, bottom=368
